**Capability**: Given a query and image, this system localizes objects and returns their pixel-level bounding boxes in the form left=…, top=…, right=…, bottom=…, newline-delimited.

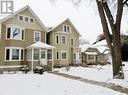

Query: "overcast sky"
left=1, top=0, right=128, bottom=43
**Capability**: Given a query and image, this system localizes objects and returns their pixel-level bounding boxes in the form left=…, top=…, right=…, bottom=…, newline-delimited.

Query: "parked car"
left=33, top=66, right=44, bottom=74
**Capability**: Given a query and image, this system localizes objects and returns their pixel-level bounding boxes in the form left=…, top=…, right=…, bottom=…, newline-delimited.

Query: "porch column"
left=52, top=49, right=54, bottom=70
left=31, top=48, right=34, bottom=71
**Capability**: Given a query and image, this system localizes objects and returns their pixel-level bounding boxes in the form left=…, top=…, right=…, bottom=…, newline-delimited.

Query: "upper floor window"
left=34, top=31, right=41, bottom=42
left=61, top=35, right=66, bottom=44
left=19, top=16, right=23, bottom=21
left=24, top=17, right=29, bottom=22
left=71, top=39, right=73, bottom=46
left=6, top=27, right=25, bottom=40
left=5, top=48, right=24, bottom=61
left=63, top=25, right=70, bottom=32
left=55, top=35, right=59, bottom=44
left=18, top=15, right=35, bottom=24
left=30, top=18, right=34, bottom=23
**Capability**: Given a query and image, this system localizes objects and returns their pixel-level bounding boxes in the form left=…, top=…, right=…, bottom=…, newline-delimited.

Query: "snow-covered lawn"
left=0, top=72, right=126, bottom=95
left=58, top=63, right=128, bottom=88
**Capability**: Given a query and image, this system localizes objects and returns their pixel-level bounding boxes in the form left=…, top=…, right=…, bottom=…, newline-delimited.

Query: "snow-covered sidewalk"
left=0, top=72, right=126, bottom=95
left=58, top=63, right=128, bottom=88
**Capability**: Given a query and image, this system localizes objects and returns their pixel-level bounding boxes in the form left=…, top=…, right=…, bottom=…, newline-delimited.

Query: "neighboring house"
left=47, top=19, right=81, bottom=66
left=83, top=47, right=99, bottom=65
left=82, top=46, right=110, bottom=65
left=0, top=5, right=55, bottom=70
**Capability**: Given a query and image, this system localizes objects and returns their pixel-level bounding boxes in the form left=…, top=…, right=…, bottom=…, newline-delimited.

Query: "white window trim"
left=55, top=50, right=59, bottom=60
left=6, top=25, right=25, bottom=41
left=61, top=50, right=67, bottom=60
left=55, top=34, right=59, bottom=44
left=34, top=31, right=41, bottom=42
left=5, top=47, right=24, bottom=61
left=61, top=35, right=66, bottom=44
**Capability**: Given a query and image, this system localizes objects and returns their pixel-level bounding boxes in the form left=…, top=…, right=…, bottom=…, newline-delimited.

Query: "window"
left=33, top=49, right=39, bottom=60
left=63, top=25, right=70, bottom=32
left=71, top=39, right=73, bottom=46
left=6, top=27, right=25, bottom=40
left=24, top=17, right=29, bottom=22
left=56, top=51, right=59, bottom=60
left=61, top=35, right=66, bottom=44
left=7, top=27, right=11, bottom=38
left=73, top=53, right=76, bottom=59
left=34, top=31, right=41, bottom=42
left=55, top=35, right=59, bottom=44
left=30, top=18, right=34, bottom=23
left=21, top=49, right=24, bottom=60
left=61, top=51, right=67, bottom=60
left=47, top=50, right=52, bottom=60
left=19, top=16, right=23, bottom=21
left=5, top=48, right=24, bottom=61
left=12, top=49, right=19, bottom=60
left=18, top=15, right=35, bottom=24
left=88, top=55, right=95, bottom=60
left=41, top=51, right=45, bottom=59
left=6, top=49, right=10, bottom=60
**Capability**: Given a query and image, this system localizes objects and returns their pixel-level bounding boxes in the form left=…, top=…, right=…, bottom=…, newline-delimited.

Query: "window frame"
left=18, top=15, right=24, bottom=21
left=71, top=38, right=74, bottom=46
left=18, top=15, right=35, bottom=24
left=61, top=35, right=66, bottom=44
left=55, top=34, right=59, bottom=44
left=47, top=49, right=52, bottom=60
left=5, top=47, right=24, bottom=61
left=56, top=51, right=59, bottom=60
left=63, top=25, right=70, bottom=32
left=61, top=51, right=67, bottom=60
left=6, top=25, right=25, bottom=41
left=34, top=31, right=41, bottom=42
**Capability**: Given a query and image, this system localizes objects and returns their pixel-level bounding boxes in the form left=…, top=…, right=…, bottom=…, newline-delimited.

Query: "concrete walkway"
left=49, top=71, right=128, bottom=94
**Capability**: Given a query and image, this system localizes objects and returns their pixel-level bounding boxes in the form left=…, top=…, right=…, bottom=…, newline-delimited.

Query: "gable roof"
left=48, top=18, right=81, bottom=36
left=0, top=5, right=48, bottom=32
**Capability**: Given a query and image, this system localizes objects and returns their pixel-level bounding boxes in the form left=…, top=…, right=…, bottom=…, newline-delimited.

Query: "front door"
left=40, top=50, right=47, bottom=65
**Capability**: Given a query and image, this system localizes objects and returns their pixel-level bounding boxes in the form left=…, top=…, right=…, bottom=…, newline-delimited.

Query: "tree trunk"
left=96, top=0, right=124, bottom=79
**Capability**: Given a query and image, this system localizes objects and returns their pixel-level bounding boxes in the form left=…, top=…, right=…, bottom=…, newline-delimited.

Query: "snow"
left=0, top=72, right=126, bottom=95
left=59, top=63, right=128, bottom=88
left=26, top=42, right=56, bottom=49
left=85, top=52, right=97, bottom=55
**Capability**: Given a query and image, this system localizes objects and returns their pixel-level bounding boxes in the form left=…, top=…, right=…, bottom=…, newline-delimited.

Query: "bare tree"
left=50, top=0, right=128, bottom=79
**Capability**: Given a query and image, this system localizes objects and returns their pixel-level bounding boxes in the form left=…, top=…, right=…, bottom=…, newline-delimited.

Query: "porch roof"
left=85, top=52, right=97, bottom=55
left=26, top=42, right=56, bottom=49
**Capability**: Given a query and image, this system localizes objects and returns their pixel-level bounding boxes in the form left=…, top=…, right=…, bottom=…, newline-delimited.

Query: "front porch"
left=26, top=42, right=56, bottom=71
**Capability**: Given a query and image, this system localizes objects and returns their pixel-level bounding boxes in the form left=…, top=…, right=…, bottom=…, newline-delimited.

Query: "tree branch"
left=115, top=0, right=124, bottom=32
left=123, top=0, right=128, bottom=5
left=103, top=1, right=115, bottom=31
left=96, top=0, right=112, bottom=51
